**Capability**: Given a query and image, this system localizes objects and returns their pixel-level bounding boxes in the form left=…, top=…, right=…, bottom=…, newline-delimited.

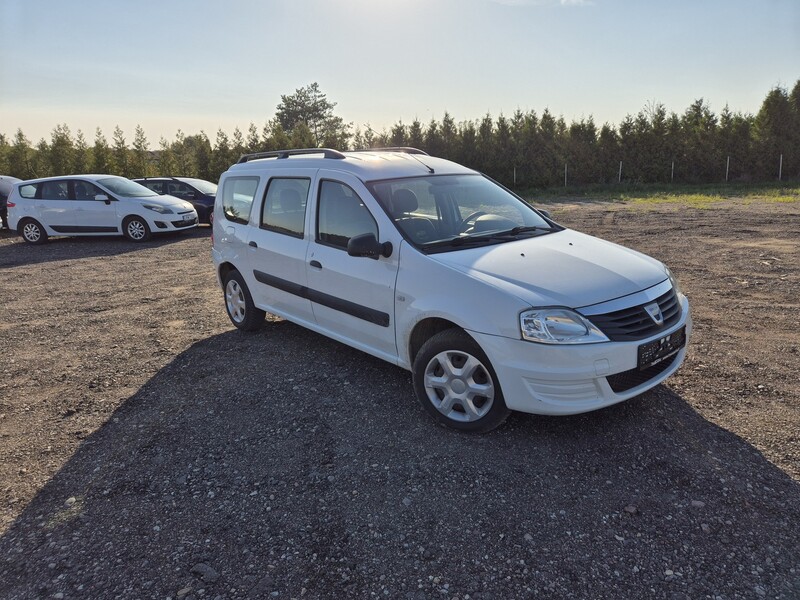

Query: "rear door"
left=37, top=180, right=74, bottom=232
left=305, top=172, right=402, bottom=362
left=245, top=171, right=316, bottom=325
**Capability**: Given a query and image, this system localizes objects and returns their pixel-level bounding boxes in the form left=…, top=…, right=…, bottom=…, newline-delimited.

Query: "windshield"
left=181, top=178, right=218, bottom=195
left=369, top=174, right=555, bottom=251
left=97, top=177, right=158, bottom=198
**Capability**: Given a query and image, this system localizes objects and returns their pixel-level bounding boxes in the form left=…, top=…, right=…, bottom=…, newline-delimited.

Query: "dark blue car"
left=134, top=177, right=217, bottom=224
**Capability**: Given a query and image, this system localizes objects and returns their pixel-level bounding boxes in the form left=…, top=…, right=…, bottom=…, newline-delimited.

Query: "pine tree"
left=112, top=126, right=129, bottom=177
left=92, top=128, right=112, bottom=174
left=131, top=125, right=151, bottom=177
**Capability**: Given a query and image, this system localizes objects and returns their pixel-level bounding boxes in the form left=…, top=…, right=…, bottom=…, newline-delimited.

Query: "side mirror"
left=538, top=208, right=551, bottom=219
left=95, top=194, right=111, bottom=205
left=347, top=233, right=392, bottom=259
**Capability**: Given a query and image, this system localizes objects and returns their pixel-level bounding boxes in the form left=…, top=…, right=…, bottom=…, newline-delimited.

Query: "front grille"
left=587, top=288, right=681, bottom=342
left=606, top=354, right=679, bottom=393
left=172, top=217, right=197, bottom=228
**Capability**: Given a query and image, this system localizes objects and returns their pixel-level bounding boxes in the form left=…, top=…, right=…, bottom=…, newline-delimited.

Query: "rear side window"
left=41, top=180, right=69, bottom=200
left=19, top=184, right=37, bottom=199
left=221, top=177, right=259, bottom=224
left=260, top=178, right=310, bottom=237
left=317, top=181, right=378, bottom=250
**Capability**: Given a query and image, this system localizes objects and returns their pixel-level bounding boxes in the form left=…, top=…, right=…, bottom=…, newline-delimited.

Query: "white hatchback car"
left=7, top=175, right=198, bottom=244
left=212, top=148, right=691, bottom=432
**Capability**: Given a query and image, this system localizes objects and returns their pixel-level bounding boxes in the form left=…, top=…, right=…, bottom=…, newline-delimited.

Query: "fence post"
left=618, top=161, right=622, bottom=183
left=779, top=154, right=783, bottom=181
left=513, top=166, right=516, bottom=186
left=726, top=156, right=730, bottom=182
left=564, top=163, right=567, bottom=187
left=671, top=161, right=674, bottom=183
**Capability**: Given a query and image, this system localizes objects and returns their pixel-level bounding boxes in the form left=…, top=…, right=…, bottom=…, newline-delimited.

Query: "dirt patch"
left=0, top=200, right=798, bottom=599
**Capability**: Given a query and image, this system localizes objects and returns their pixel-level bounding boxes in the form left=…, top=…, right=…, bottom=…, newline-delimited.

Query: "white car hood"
left=428, top=229, right=667, bottom=309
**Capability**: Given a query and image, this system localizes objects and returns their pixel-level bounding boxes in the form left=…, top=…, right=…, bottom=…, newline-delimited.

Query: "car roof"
left=226, top=149, right=476, bottom=182
left=13, top=174, right=125, bottom=185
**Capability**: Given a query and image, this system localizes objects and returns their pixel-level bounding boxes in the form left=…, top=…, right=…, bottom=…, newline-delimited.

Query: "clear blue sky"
left=1, top=0, right=798, bottom=144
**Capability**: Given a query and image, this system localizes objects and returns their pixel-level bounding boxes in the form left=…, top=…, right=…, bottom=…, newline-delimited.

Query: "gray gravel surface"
left=0, top=199, right=798, bottom=599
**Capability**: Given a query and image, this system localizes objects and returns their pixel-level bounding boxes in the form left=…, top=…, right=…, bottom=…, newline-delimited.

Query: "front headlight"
left=665, top=266, right=683, bottom=297
left=520, top=308, right=609, bottom=344
left=143, top=204, right=173, bottom=214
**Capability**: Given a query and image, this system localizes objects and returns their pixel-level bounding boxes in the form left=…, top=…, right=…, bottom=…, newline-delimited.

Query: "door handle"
left=309, top=260, right=322, bottom=269
left=249, top=241, right=258, bottom=248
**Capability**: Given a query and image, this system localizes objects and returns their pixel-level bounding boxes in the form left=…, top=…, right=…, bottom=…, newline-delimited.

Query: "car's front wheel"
left=123, top=216, right=151, bottom=242
left=412, top=329, right=510, bottom=432
left=223, top=270, right=265, bottom=331
left=19, top=219, right=48, bottom=244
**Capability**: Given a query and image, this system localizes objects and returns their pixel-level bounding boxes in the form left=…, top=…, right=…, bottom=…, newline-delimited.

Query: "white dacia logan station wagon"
left=212, top=148, right=691, bottom=432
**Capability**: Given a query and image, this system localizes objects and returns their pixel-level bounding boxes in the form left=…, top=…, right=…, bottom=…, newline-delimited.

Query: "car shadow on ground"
left=1, top=323, right=799, bottom=599
left=0, top=227, right=210, bottom=269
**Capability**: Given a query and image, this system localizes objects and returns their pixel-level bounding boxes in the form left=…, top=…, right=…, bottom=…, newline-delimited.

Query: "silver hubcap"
left=225, top=279, right=246, bottom=323
left=23, top=223, right=41, bottom=242
left=424, top=350, right=494, bottom=422
left=127, top=220, right=146, bottom=240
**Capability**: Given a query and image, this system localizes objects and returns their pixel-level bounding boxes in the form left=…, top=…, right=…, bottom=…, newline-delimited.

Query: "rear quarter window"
left=221, top=176, right=259, bottom=225
left=19, top=184, right=38, bottom=199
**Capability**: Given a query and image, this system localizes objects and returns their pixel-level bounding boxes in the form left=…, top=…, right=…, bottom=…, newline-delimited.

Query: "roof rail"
left=353, top=147, right=429, bottom=156
left=237, top=148, right=346, bottom=164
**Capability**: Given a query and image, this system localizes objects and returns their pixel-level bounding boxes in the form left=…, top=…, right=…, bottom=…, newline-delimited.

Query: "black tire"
left=223, top=270, right=265, bottom=331
left=123, top=216, right=151, bottom=242
left=19, top=219, right=48, bottom=245
left=412, top=328, right=510, bottom=432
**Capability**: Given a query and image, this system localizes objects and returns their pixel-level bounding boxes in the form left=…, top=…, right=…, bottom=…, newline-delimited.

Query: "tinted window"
left=221, top=176, right=259, bottom=224
left=317, top=181, right=377, bottom=250
left=261, top=178, right=310, bottom=237
left=74, top=181, right=105, bottom=200
left=141, top=181, right=165, bottom=194
left=41, top=180, right=69, bottom=200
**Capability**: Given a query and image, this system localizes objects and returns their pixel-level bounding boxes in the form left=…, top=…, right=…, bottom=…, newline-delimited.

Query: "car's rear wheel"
left=412, top=329, right=510, bottom=432
left=224, top=270, right=265, bottom=331
left=123, top=216, right=151, bottom=242
left=20, top=219, right=48, bottom=245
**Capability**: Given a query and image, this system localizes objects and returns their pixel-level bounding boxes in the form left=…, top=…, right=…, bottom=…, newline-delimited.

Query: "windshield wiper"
left=422, top=226, right=555, bottom=251
left=423, top=235, right=503, bottom=250
left=503, top=225, right=553, bottom=235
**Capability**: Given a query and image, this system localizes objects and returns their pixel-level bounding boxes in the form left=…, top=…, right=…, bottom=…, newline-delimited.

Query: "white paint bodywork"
left=7, top=174, right=198, bottom=238
left=212, top=151, right=691, bottom=416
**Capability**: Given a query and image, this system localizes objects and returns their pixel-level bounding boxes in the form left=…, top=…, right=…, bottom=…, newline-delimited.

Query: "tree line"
left=1, top=80, right=798, bottom=190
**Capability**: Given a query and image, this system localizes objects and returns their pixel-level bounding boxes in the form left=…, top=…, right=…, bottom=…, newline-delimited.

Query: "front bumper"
left=470, top=295, right=692, bottom=416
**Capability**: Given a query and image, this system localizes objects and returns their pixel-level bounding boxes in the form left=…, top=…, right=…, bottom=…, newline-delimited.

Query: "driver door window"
left=317, top=180, right=377, bottom=249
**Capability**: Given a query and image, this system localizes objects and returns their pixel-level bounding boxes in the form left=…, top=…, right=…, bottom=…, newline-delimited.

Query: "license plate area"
left=637, top=326, right=686, bottom=370
left=183, top=214, right=193, bottom=221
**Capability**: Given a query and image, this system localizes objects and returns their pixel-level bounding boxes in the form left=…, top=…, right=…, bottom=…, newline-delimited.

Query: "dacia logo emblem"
left=644, top=302, right=664, bottom=326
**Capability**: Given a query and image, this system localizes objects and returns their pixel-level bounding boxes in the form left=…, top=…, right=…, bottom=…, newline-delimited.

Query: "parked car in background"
left=7, top=175, right=198, bottom=244
left=211, top=148, right=691, bottom=432
left=0, top=175, right=23, bottom=230
left=134, top=177, right=217, bottom=224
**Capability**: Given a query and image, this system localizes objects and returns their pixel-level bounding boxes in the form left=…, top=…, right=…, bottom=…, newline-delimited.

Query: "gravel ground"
left=0, top=198, right=798, bottom=599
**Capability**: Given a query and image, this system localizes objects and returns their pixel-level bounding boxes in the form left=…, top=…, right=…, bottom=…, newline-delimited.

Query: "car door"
left=245, top=171, right=316, bottom=326
left=306, top=172, right=402, bottom=362
left=70, top=180, right=119, bottom=232
left=37, top=180, right=74, bottom=232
